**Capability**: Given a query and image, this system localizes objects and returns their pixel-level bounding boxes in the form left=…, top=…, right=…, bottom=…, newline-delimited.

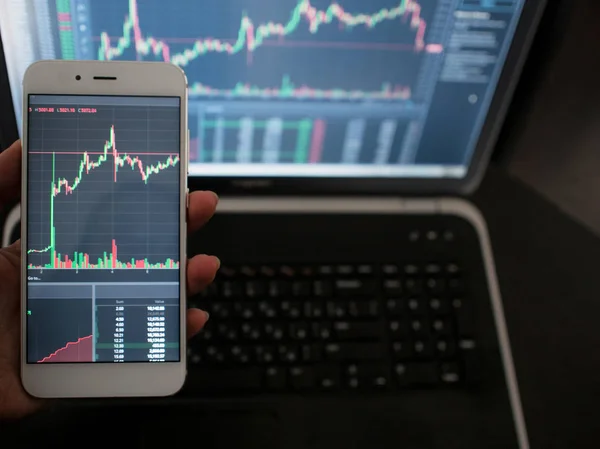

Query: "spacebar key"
left=190, top=368, right=262, bottom=391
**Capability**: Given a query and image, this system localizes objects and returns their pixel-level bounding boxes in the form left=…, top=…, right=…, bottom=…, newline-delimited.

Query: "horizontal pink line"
left=29, top=151, right=177, bottom=155
left=94, top=36, right=441, bottom=51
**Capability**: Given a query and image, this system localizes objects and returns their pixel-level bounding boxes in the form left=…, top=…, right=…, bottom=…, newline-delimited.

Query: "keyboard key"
left=336, top=265, right=354, bottom=275
left=440, top=362, right=461, bottom=384
left=281, top=301, right=302, bottom=319
left=199, top=282, right=218, bottom=297
left=446, top=263, right=460, bottom=274
left=357, top=264, right=374, bottom=275
left=453, top=298, right=476, bottom=336
left=234, top=302, right=256, bottom=319
left=217, top=323, right=239, bottom=341
left=432, top=317, right=453, bottom=336
left=299, top=266, right=315, bottom=277
left=405, top=278, right=423, bottom=294
left=259, top=266, right=276, bottom=277
left=268, top=280, right=291, bottom=297
left=383, top=279, right=402, bottom=295
left=255, top=345, right=276, bottom=364
left=292, top=280, right=312, bottom=297
left=425, top=264, right=441, bottom=274
left=326, top=301, right=348, bottom=318
left=449, top=277, right=464, bottom=292
left=279, top=265, right=296, bottom=277
left=333, top=321, right=381, bottom=340
left=346, top=363, right=390, bottom=389
left=391, top=341, right=411, bottom=359
left=312, top=322, right=332, bottom=340
left=265, top=366, right=286, bottom=390
left=254, top=345, right=277, bottom=363
left=389, top=320, right=409, bottom=338
left=324, top=343, right=384, bottom=361
left=348, top=300, right=379, bottom=318
left=394, top=363, right=409, bottom=385
left=264, top=323, right=285, bottom=341
left=435, top=339, right=456, bottom=358
left=317, top=365, right=341, bottom=390
left=407, top=297, right=426, bottom=315
left=429, top=298, right=450, bottom=314
left=245, top=280, right=266, bottom=298
left=335, top=279, right=377, bottom=297
left=410, top=319, right=430, bottom=336
left=229, top=345, right=251, bottom=364
left=219, top=266, right=237, bottom=278
left=382, top=264, right=399, bottom=275
left=289, top=366, right=315, bottom=389
left=257, top=301, right=278, bottom=319
left=413, top=340, right=434, bottom=358
left=290, top=322, right=310, bottom=340
left=386, top=298, right=405, bottom=316
left=240, top=265, right=257, bottom=277
left=306, top=301, right=325, bottom=318
left=318, top=265, right=334, bottom=275
left=240, top=322, right=262, bottom=341
left=301, top=344, right=323, bottom=362
left=211, top=302, right=232, bottom=319
left=404, top=264, right=419, bottom=275
left=407, top=362, right=438, bottom=385
left=426, top=277, right=445, bottom=293
left=314, top=280, right=334, bottom=297
left=222, top=281, right=243, bottom=298
left=205, top=345, right=226, bottom=363
left=278, top=344, right=299, bottom=363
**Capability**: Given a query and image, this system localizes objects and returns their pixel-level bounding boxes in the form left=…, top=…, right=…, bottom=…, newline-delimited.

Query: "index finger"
left=0, top=140, right=22, bottom=206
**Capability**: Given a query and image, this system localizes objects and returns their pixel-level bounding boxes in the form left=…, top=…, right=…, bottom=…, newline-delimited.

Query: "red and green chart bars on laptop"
left=194, top=117, right=326, bottom=163
left=27, top=125, right=180, bottom=270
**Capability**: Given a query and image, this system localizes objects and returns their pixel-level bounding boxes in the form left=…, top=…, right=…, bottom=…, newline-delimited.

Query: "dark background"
left=2, top=0, right=600, bottom=447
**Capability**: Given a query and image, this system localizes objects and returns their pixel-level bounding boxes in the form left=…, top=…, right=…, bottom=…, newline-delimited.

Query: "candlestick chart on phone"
left=26, top=104, right=181, bottom=276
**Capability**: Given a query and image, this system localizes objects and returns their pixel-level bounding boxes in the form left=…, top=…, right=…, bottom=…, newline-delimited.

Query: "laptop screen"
left=0, top=0, right=526, bottom=179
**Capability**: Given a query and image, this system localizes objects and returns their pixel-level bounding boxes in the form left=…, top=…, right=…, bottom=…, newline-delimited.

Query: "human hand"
left=0, top=140, right=219, bottom=419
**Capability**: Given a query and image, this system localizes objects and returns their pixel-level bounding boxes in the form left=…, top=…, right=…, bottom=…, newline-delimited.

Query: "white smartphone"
left=20, top=60, right=189, bottom=398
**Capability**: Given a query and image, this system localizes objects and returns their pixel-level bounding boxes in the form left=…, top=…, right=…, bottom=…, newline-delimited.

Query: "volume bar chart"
left=190, top=76, right=413, bottom=101
left=28, top=239, right=179, bottom=270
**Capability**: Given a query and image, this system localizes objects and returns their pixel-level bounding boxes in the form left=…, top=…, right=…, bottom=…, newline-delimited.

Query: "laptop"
left=0, top=1, right=545, bottom=448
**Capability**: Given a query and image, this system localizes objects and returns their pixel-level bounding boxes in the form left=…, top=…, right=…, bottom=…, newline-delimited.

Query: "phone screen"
left=25, top=94, right=182, bottom=364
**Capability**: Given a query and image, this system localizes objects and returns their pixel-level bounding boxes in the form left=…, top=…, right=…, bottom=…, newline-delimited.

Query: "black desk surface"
left=3, top=165, right=599, bottom=448
left=473, top=166, right=600, bottom=449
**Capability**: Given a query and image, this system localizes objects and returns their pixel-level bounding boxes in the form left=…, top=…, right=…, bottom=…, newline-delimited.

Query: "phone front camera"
left=75, top=75, right=81, bottom=81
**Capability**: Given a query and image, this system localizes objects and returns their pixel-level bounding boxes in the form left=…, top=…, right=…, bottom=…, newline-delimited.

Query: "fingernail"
left=213, top=256, right=221, bottom=269
left=210, top=191, right=219, bottom=202
left=203, top=311, right=210, bottom=321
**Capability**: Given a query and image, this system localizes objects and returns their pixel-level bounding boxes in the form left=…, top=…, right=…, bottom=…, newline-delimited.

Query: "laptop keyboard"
left=187, top=261, right=478, bottom=393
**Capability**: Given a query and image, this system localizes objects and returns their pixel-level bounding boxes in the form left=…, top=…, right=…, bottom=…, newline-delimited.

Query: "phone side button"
left=186, top=188, right=190, bottom=210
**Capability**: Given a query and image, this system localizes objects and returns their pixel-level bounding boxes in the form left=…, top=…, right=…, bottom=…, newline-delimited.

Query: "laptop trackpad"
left=140, top=410, right=280, bottom=449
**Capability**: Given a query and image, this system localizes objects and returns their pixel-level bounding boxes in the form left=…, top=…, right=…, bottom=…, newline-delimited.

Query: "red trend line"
left=37, top=335, right=93, bottom=363
left=54, top=125, right=179, bottom=196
